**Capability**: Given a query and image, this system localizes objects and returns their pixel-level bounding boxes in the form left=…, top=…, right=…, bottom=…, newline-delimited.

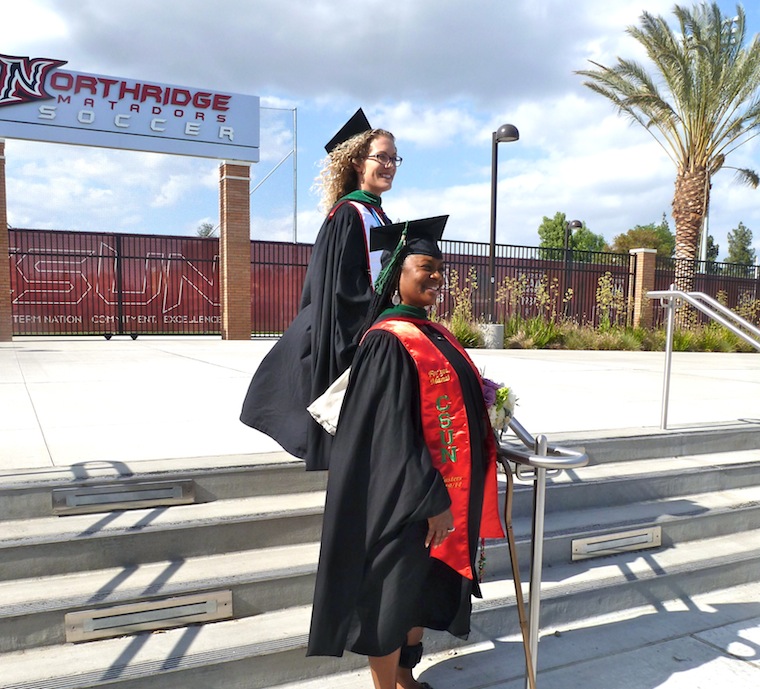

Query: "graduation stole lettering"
left=370, top=318, right=503, bottom=579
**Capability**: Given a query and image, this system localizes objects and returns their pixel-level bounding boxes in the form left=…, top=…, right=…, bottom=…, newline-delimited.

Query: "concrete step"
left=544, top=421, right=760, bottom=464
left=0, top=542, right=319, bottom=652
left=0, top=491, right=326, bottom=581
left=1, top=605, right=323, bottom=689
left=549, top=447, right=760, bottom=484
left=2, top=423, right=757, bottom=522
left=487, top=481, right=760, bottom=577
left=0, top=452, right=325, bottom=521
left=474, top=527, right=760, bottom=642
left=5, top=452, right=756, bottom=585
left=508, top=448, right=760, bottom=515
left=4, top=528, right=759, bottom=689
left=4, top=477, right=758, bottom=654
left=275, top=579, right=760, bottom=689
left=2, top=425, right=758, bottom=686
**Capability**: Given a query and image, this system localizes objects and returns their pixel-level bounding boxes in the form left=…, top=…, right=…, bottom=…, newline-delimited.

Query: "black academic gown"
left=240, top=200, right=385, bottom=470
left=307, top=313, right=491, bottom=658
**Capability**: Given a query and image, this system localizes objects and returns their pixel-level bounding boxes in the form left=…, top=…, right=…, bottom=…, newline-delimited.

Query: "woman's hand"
left=426, top=509, right=455, bottom=548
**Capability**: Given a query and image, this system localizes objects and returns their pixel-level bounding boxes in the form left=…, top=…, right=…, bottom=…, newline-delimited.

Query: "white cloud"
left=0, top=1, right=68, bottom=46
left=151, top=175, right=190, bottom=208
left=2, top=0, right=758, bottom=258
left=373, top=102, right=480, bottom=149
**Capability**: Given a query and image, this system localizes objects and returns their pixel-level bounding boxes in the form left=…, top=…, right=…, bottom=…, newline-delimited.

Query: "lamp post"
left=488, top=123, right=520, bottom=322
left=563, top=219, right=583, bottom=254
left=563, top=219, right=582, bottom=315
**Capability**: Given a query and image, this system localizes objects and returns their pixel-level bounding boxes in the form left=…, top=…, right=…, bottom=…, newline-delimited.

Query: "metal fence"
left=249, top=240, right=311, bottom=336
left=8, top=228, right=319, bottom=337
left=653, top=256, right=760, bottom=328
left=440, top=240, right=634, bottom=327
left=9, top=228, right=759, bottom=336
left=10, top=229, right=220, bottom=336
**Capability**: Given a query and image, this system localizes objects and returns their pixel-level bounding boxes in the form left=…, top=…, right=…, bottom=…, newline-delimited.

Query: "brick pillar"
left=0, top=140, right=12, bottom=342
left=630, top=248, right=658, bottom=328
left=219, top=161, right=251, bottom=340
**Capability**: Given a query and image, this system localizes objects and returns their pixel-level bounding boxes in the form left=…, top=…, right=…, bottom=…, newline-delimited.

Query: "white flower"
left=482, top=377, right=517, bottom=432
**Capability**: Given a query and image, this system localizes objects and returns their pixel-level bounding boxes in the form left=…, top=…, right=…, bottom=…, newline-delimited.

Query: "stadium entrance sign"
left=0, top=54, right=260, bottom=161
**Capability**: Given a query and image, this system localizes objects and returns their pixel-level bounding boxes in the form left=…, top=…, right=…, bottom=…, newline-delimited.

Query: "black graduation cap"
left=324, top=108, right=372, bottom=153
left=371, top=215, right=448, bottom=294
left=371, top=215, right=448, bottom=259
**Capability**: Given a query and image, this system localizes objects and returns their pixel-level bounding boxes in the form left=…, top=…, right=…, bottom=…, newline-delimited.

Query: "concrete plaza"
left=1, top=335, right=759, bottom=688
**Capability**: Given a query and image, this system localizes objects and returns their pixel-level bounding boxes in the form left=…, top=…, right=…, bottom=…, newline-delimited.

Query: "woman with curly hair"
left=241, top=109, right=400, bottom=471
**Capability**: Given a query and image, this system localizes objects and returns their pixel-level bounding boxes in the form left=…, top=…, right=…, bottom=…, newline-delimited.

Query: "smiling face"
left=353, top=134, right=397, bottom=196
left=398, top=253, right=445, bottom=308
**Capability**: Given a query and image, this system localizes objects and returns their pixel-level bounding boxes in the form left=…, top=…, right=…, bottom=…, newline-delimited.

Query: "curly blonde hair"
left=315, top=128, right=395, bottom=213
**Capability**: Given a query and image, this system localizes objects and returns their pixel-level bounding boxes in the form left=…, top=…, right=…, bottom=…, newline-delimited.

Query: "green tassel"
left=373, top=222, right=409, bottom=294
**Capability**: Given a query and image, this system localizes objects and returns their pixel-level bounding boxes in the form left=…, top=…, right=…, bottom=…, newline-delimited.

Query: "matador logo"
left=0, top=54, right=67, bottom=107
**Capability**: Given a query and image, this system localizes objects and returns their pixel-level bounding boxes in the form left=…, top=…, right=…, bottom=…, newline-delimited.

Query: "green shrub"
left=560, top=323, right=598, bottom=350
left=504, top=315, right=564, bottom=349
left=736, top=291, right=760, bottom=324
left=557, top=324, right=641, bottom=350
left=695, top=323, right=734, bottom=352
left=442, top=263, right=759, bottom=353
left=635, top=327, right=666, bottom=351
left=444, top=266, right=483, bottom=348
left=445, top=318, right=483, bottom=348
left=595, top=272, right=628, bottom=331
left=673, top=329, right=698, bottom=351
left=599, top=329, right=641, bottom=351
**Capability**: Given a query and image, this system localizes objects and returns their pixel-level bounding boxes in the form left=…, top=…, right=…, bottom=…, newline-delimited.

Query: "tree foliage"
left=577, top=3, right=760, bottom=293
left=608, top=214, right=675, bottom=256
left=572, top=225, right=607, bottom=252
left=537, top=211, right=605, bottom=251
left=196, top=222, right=216, bottom=238
left=537, top=212, right=568, bottom=249
left=705, top=233, right=719, bottom=262
left=726, top=221, right=757, bottom=265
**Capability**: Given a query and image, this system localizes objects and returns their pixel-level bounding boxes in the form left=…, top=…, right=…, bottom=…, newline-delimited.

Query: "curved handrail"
left=647, top=288, right=760, bottom=349
left=491, top=415, right=589, bottom=689
left=499, top=416, right=589, bottom=471
left=689, top=291, right=760, bottom=341
left=647, top=285, right=760, bottom=429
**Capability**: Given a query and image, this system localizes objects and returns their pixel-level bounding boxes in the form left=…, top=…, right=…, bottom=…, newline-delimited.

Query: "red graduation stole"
left=370, top=318, right=504, bottom=579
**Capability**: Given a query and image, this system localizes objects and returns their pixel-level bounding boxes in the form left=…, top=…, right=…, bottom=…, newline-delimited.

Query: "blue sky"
left=2, top=0, right=760, bottom=260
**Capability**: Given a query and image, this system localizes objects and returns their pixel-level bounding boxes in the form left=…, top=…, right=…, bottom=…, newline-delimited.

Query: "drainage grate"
left=572, top=526, right=662, bottom=561
left=52, top=480, right=195, bottom=515
left=65, top=589, right=233, bottom=642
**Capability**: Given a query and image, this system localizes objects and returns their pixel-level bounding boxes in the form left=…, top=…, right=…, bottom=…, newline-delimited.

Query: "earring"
left=392, top=290, right=401, bottom=306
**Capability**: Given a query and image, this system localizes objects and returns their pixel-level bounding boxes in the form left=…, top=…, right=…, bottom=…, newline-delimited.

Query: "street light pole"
left=563, top=219, right=582, bottom=254
left=563, top=219, right=582, bottom=315
left=488, top=123, right=520, bottom=322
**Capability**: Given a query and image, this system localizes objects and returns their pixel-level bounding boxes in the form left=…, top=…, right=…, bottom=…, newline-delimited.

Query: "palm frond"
left=730, top=167, right=760, bottom=188
left=579, top=1, right=760, bottom=176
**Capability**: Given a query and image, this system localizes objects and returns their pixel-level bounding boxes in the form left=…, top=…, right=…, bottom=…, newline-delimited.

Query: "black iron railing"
left=441, top=240, right=634, bottom=327
left=9, top=228, right=759, bottom=336
left=9, top=229, right=219, bottom=336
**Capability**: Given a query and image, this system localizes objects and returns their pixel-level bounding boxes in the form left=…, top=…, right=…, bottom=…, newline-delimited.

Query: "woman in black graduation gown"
left=240, top=109, right=400, bottom=470
left=307, top=218, right=504, bottom=689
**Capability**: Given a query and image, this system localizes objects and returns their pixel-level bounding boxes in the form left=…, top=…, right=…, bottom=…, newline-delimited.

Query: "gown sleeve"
left=240, top=202, right=375, bottom=466
left=303, top=202, right=375, bottom=396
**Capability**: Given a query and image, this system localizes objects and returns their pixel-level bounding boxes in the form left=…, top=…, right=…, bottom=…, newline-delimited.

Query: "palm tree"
left=577, top=2, right=760, bottom=295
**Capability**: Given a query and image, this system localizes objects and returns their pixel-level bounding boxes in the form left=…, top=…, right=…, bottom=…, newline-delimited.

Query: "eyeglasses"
left=366, top=152, right=403, bottom=167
